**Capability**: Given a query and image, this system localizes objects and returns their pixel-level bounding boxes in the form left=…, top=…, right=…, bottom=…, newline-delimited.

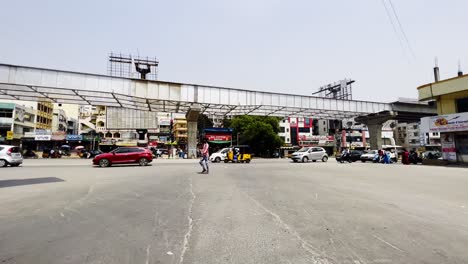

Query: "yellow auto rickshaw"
left=224, top=145, right=252, bottom=163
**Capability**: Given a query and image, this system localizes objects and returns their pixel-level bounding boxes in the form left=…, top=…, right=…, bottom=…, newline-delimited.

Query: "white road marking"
left=167, top=251, right=174, bottom=255
left=245, top=193, right=329, bottom=264
left=372, top=234, right=405, bottom=253
left=145, top=245, right=150, bottom=264
left=179, top=177, right=196, bottom=264
left=60, top=212, right=65, bottom=218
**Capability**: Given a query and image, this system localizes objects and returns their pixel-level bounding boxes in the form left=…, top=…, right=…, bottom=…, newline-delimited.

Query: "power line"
left=380, top=0, right=409, bottom=59
left=387, top=0, right=416, bottom=58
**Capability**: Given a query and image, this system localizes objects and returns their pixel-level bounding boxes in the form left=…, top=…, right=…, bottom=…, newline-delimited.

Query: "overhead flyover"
left=0, top=63, right=391, bottom=119
left=355, top=100, right=437, bottom=149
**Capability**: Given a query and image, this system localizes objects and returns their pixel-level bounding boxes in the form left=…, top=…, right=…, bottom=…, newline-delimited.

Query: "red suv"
left=93, top=147, right=153, bottom=168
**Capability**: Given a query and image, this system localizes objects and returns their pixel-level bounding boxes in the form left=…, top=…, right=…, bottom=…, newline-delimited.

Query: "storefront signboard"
left=430, top=112, right=468, bottom=133
left=441, top=133, right=457, bottom=161
left=35, top=135, right=51, bottom=141
left=205, top=134, right=232, bottom=141
left=66, top=135, right=83, bottom=141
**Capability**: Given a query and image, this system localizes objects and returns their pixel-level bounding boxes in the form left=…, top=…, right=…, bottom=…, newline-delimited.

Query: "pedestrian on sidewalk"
left=199, top=139, right=210, bottom=174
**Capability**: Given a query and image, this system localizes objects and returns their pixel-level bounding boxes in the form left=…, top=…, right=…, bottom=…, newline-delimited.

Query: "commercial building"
left=418, top=72, right=468, bottom=163
left=36, top=102, right=53, bottom=130
left=0, top=102, right=36, bottom=145
left=52, top=108, right=67, bottom=132
left=395, top=122, right=423, bottom=151
left=173, top=117, right=188, bottom=148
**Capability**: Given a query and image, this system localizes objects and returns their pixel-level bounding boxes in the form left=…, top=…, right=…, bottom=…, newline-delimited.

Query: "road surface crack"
left=243, top=192, right=332, bottom=264
left=179, top=177, right=196, bottom=264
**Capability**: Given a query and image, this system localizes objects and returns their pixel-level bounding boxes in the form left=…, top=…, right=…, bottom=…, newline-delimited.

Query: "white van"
left=209, top=148, right=230, bottom=163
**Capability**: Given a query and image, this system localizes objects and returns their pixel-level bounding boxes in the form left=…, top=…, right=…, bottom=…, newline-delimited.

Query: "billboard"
left=106, top=107, right=158, bottom=129
left=429, top=112, right=468, bottom=133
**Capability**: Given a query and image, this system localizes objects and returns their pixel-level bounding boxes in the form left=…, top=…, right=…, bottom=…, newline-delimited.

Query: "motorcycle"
left=23, top=150, right=38, bottom=159
left=338, top=153, right=353, bottom=163
left=409, top=152, right=422, bottom=164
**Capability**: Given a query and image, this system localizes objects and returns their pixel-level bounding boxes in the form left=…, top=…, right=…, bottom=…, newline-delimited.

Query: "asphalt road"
left=1, top=159, right=468, bottom=264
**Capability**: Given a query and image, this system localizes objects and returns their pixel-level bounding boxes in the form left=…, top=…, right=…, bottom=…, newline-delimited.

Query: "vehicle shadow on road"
left=0, top=177, right=65, bottom=188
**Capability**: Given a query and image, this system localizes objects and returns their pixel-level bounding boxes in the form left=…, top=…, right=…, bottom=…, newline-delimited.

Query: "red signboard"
left=205, top=134, right=231, bottom=141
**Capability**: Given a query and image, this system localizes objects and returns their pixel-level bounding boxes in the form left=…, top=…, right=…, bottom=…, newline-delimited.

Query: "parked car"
left=360, top=150, right=378, bottom=162
left=290, top=147, right=328, bottom=163
left=422, top=151, right=442, bottom=160
left=92, top=147, right=153, bottom=168
left=336, top=150, right=364, bottom=162
left=209, top=148, right=230, bottom=163
left=0, top=145, right=23, bottom=167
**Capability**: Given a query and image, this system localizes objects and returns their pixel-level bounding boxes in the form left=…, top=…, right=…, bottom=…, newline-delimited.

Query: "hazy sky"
left=1, top=0, right=467, bottom=103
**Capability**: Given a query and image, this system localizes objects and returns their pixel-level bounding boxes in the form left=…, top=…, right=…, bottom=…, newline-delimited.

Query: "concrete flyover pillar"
left=367, top=124, right=383, bottom=150
left=186, top=104, right=202, bottom=159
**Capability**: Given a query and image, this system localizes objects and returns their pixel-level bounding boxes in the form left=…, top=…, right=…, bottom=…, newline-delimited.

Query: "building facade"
left=173, top=117, right=188, bottom=147
left=0, top=102, right=36, bottom=145
left=52, top=108, right=68, bottom=132
left=395, top=122, right=423, bottom=151
left=36, top=102, right=53, bottom=130
left=418, top=73, right=468, bottom=163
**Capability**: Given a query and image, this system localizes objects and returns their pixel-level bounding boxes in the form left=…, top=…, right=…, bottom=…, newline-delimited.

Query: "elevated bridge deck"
left=0, top=63, right=391, bottom=119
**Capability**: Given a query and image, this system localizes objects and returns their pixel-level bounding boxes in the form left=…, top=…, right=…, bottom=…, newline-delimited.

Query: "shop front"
left=299, top=135, right=336, bottom=155
left=203, top=128, right=233, bottom=153
left=427, top=112, right=468, bottom=163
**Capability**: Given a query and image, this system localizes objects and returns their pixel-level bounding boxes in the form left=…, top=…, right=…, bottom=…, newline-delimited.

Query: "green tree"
left=197, top=114, right=214, bottom=135
left=224, top=115, right=283, bottom=157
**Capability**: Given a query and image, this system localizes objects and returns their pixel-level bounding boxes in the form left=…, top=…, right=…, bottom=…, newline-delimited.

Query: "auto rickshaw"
left=224, top=145, right=252, bottom=163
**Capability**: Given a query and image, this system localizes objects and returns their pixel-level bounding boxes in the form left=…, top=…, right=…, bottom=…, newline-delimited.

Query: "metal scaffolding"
left=108, top=53, right=159, bottom=80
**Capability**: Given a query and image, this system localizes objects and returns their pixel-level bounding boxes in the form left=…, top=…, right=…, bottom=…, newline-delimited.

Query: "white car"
left=0, top=145, right=23, bottom=167
left=360, top=150, right=378, bottom=162
left=209, top=148, right=230, bottom=163
left=290, top=147, right=328, bottom=163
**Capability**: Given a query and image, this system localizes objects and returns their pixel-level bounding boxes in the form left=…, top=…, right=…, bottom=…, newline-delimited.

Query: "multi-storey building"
left=173, top=117, right=188, bottom=147
left=52, top=108, right=67, bottom=132
left=418, top=70, right=468, bottom=163
left=0, top=102, right=36, bottom=145
left=36, top=102, right=53, bottom=130
left=395, top=122, right=423, bottom=150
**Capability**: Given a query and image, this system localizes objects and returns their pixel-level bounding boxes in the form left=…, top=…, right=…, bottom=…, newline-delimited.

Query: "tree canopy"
left=223, top=116, right=283, bottom=157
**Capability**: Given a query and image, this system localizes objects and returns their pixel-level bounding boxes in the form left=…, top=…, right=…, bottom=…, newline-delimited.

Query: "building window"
left=304, top=118, right=310, bottom=126
left=279, top=127, right=285, bottom=133
left=298, top=127, right=310, bottom=133
left=414, top=132, right=419, bottom=137
left=456, top=97, right=468, bottom=113
left=286, top=138, right=290, bottom=143
left=286, top=128, right=289, bottom=133
left=324, top=127, right=326, bottom=132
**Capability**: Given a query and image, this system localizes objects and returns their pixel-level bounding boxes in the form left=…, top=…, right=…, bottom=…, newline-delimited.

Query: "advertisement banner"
left=300, top=135, right=335, bottom=141
left=206, top=134, right=232, bottom=142
left=6, top=131, right=13, bottom=140
left=52, top=131, right=66, bottom=141
left=24, top=132, right=36, bottom=138
left=430, top=112, right=468, bottom=133
left=441, top=133, right=457, bottom=161
left=66, top=135, right=83, bottom=141
left=35, top=135, right=51, bottom=141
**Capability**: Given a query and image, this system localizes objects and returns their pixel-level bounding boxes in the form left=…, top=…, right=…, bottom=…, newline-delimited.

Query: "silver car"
left=0, top=145, right=23, bottom=167
left=290, top=147, right=328, bottom=163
